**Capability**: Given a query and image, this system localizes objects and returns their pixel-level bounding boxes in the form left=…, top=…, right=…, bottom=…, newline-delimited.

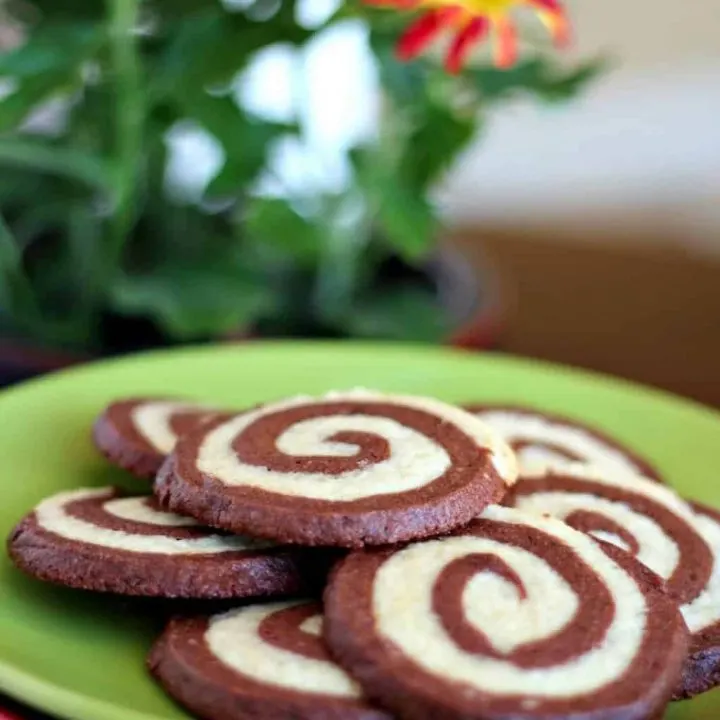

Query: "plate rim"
left=0, top=657, right=165, bottom=720
left=1, top=340, right=719, bottom=720
left=1, top=340, right=718, bottom=421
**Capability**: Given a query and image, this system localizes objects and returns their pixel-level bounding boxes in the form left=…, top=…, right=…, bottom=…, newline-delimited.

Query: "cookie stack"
left=7, top=390, right=720, bottom=720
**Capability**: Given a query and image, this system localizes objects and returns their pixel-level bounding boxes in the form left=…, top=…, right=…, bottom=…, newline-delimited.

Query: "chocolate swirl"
left=148, top=601, right=391, bottom=720
left=466, top=404, right=663, bottom=481
left=324, top=505, right=687, bottom=719
left=507, top=464, right=714, bottom=616
left=162, top=390, right=517, bottom=546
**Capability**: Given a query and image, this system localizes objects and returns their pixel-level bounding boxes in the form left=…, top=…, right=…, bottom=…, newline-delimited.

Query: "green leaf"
left=110, top=258, right=273, bottom=339
left=203, top=123, right=292, bottom=198
left=370, top=30, right=431, bottom=110
left=0, top=74, right=69, bottom=131
left=0, top=22, right=104, bottom=132
left=152, top=0, right=221, bottom=21
left=244, top=197, right=323, bottom=266
left=0, top=23, right=102, bottom=78
left=18, top=0, right=106, bottom=20
left=348, top=284, right=450, bottom=342
left=151, top=6, right=312, bottom=99
left=352, top=148, right=436, bottom=260
left=399, top=101, right=477, bottom=192
left=173, top=91, right=292, bottom=196
left=468, top=57, right=607, bottom=103
left=374, top=183, right=435, bottom=260
left=150, top=6, right=306, bottom=198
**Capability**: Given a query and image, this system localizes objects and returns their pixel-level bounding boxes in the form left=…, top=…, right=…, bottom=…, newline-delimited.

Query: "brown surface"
left=450, top=228, right=720, bottom=408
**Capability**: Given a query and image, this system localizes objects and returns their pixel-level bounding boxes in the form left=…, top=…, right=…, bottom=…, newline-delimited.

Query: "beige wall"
left=572, top=0, right=720, bottom=71
left=442, top=0, right=720, bottom=255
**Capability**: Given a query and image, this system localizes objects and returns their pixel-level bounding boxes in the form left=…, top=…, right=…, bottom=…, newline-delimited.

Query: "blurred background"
left=0, top=0, right=718, bottom=404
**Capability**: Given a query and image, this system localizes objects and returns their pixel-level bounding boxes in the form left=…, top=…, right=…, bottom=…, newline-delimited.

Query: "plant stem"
left=106, top=0, right=143, bottom=275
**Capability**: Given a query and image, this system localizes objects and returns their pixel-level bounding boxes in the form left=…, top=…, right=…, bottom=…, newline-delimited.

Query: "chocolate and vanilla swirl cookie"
left=93, top=397, right=226, bottom=478
left=149, top=599, right=390, bottom=720
left=156, top=389, right=517, bottom=547
left=324, top=505, right=687, bottom=720
left=466, top=404, right=663, bottom=482
left=7, top=488, right=314, bottom=598
left=506, top=462, right=720, bottom=699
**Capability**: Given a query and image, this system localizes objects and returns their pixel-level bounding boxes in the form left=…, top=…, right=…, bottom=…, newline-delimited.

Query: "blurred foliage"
left=0, top=0, right=603, bottom=351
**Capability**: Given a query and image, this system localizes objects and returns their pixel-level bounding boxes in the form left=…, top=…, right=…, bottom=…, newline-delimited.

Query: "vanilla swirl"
left=469, top=406, right=659, bottom=479
left=207, top=601, right=361, bottom=698
left=372, top=506, right=644, bottom=695
left=191, top=390, right=516, bottom=502
left=511, top=463, right=716, bottom=631
left=131, top=400, right=219, bottom=454
left=34, top=488, right=271, bottom=554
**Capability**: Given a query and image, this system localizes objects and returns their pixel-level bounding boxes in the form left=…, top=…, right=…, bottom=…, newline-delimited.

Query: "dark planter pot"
left=432, top=247, right=503, bottom=351
left=0, top=249, right=503, bottom=388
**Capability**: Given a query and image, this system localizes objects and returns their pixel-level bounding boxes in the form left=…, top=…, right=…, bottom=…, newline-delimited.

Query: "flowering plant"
left=0, top=0, right=601, bottom=352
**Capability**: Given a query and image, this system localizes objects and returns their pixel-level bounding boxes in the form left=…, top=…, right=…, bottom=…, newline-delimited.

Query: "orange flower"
left=365, top=0, right=570, bottom=72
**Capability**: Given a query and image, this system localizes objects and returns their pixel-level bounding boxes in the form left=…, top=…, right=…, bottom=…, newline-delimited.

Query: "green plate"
left=1, top=342, right=719, bottom=720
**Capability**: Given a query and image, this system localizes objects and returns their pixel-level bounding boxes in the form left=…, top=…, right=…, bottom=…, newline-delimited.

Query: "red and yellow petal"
left=529, top=0, right=571, bottom=46
left=366, top=0, right=571, bottom=71
left=492, top=14, right=518, bottom=68
left=363, top=0, right=420, bottom=7
left=396, top=6, right=462, bottom=60
left=445, top=16, right=490, bottom=74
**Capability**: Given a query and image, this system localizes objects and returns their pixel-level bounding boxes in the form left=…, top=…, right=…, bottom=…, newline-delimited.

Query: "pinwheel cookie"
left=505, top=462, right=720, bottom=699
left=93, top=397, right=226, bottom=478
left=149, top=599, right=390, bottom=720
left=324, top=505, right=687, bottom=720
left=8, top=487, right=313, bottom=598
left=156, top=390, right=517, bottom=547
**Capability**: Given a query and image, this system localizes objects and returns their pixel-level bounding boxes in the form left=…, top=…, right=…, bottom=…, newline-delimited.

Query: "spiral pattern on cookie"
left=467, top=405, right=662, bottom=481
left=32, top=488, right=270, bottom=554
left=208, top=601, right=361, bottom=697
left=7, top=488, right=321, bottom=599
left=163, top=390, right=517, bottom=546
left=508, top=463, right=716, bottom=630
left=191, top=391, right=515, bottom=500
left=149, top=600, right=390, bottom=719
left=324, top=505, right=687, bottom=718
